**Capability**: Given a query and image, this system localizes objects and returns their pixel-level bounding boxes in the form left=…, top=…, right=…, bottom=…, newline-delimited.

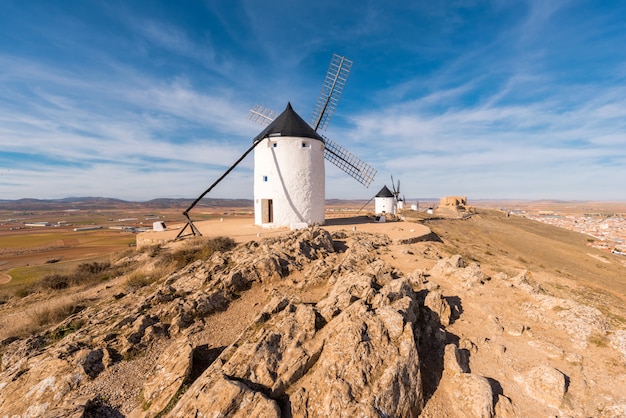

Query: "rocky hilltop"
left=1, top=211, right=625, bottom=417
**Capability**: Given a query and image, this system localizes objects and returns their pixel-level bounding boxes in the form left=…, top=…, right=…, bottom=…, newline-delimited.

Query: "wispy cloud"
left=0, top=1, right=624, bottom=200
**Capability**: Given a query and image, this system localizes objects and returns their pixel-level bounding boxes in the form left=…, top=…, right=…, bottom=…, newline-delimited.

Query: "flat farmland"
left=0, top=226, right=136, bottom=270
left=0, top=202, right=256, bottom=289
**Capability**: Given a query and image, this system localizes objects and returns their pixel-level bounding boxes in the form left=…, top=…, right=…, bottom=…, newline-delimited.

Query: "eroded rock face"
left=3, top=226, right=623, bottom=417
left=168, top=274, right=424, bottom=417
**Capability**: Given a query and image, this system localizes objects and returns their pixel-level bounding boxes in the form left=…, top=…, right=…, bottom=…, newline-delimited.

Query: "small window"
left=273, top=143, right=277, bottom=148
left=263, top=175, right=268, bottom=182
left=302, top=142, right=310, bottom=148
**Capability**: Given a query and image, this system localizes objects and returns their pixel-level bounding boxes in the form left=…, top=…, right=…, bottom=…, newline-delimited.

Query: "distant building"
left=375, top=186, right=396, bottom=215
left=153, top=221, right=167, bottom=232
left=24, top=222, right=51, bottom=227
left=439, top=196, right=467, bottom=208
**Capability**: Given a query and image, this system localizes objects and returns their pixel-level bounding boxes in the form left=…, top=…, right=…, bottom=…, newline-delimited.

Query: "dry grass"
left=5, top=260, right=126, bottom=299
left=125, top=270, right=160, bottom=292
left=2, top=296, right=86, bottom=339
left=29, top=299, right=85, bottom=327
left=124, top=236, right=236, bottom=293
left=155, top=236, right=236, bottom=270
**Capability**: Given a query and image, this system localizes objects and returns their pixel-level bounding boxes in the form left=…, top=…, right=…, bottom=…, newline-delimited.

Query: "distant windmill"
left=391, top=175, right=405, bottom=212
left=176, top=54, right=376, bottom=238
left=248, top=54, right=377, bottom=228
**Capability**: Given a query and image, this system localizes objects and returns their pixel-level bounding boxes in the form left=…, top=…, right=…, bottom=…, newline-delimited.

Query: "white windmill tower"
left=251, top=103, right=326, bottom=227
left=248, top=54, right=376, bottom=228
left=374, top=185, right=396, bottom=216
left=175, top=54, right=376, bottom=238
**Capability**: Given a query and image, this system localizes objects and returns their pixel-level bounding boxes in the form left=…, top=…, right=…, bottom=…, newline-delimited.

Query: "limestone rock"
left=527, top=340, right=564, bottom=359
left=169, top=374, right=281, bottom=417
left=440, top=344, right=494, bottom=418
left=168, top=272, right=424, bottom=417
left=495, top=394, right=519, bottom=418
left=512, top=270, right=543, bottom=294
left=448, top=373, right=494, bottom=418
left=424, top=289, right=452, bottom=326
left=520, top=365, right=568, bottom=408
left=75, top=348, right=105, bottom=379
left=430, top=255, right=486, bottom=288
left=444, top=344, right=470, bottom=375
left=609, top=330, right=626, bottom=361
left=135, top=337, right=193, bottom=417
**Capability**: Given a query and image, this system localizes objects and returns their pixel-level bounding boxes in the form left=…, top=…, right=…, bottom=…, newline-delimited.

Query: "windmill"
left=175, top=54, right=376, bottom=238
left=248, top=54, right=376, bottom=228
left=390, top=175, right=405, bottom=212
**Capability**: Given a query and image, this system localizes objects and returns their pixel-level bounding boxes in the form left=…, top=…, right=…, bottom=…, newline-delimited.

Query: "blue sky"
left=1, top=1, right=625, bottom=201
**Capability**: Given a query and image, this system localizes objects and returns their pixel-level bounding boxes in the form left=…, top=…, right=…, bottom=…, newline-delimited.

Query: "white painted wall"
left=254, top=136, right=325, bottom=227
left=375, top=196, right=396, bottom=215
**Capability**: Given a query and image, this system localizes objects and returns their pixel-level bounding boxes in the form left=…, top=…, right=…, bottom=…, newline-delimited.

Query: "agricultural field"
left=0, top=203, right=225, bottom=297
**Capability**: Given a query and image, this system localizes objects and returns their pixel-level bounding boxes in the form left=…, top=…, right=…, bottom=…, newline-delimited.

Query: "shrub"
left=125, top=271, right=156, bottom=292
left=38, top=261, right=117, bottom=292
left=76, top=261, right=110, bottom=276
left=28, top=298, right=85, bottom=328
left=39, top=274, right=70, bottom=290
left=139, top=244, right=162, bottom=257
left=156, top=236, right=237, bottom=270
left=205, top=236, right=237, bottom=254
left=48, top=318, right=85, bottom=343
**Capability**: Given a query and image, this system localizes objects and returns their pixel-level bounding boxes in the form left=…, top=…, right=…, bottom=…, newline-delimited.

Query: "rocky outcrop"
left=516, top=365, right=568, bottom=408
left=430, top=255, right=487, bottom=289
left=439, top=344, right=494, bottom=418
left=168, top=277, right=423, bottom=416
left=2, top=227, right=625, bottom=417
left=0, top=227, right=415, bottom=417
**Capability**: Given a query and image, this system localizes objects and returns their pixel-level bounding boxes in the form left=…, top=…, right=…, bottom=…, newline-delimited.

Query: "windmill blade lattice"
left=310, top=54, right=353, bottom=132
left=248, top=104, right=278, bottom=126
left=323, top=135, right=376, bottom=187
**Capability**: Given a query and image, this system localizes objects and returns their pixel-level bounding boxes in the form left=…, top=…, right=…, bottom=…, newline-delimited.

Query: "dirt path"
left=0, top=272, right=11, bottom=284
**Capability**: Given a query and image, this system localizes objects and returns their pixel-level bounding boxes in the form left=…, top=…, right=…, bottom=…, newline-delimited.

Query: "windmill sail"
left=310, top=54, right=353, bottom=132
left=323, top=135, right=376, bottom=187
left=248, top=104, right=278, bottom=126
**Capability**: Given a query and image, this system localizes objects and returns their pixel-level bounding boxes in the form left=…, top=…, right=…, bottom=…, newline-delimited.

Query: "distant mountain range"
left=0, top=197, right=255, bottom=211
left=0, top=197, right=393, bottom=211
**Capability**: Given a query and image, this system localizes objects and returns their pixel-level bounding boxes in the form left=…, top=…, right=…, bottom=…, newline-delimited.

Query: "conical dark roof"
left=375, top=185, right=394, bottom=198
left=253, top=103, right=324, bottom=143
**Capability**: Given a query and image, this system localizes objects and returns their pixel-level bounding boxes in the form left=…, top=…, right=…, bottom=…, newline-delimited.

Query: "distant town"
left=514, top=210, right=626, bottom=255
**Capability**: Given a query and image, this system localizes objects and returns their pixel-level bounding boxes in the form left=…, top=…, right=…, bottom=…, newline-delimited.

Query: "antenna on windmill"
left=248, top=54, right=376, bottom=188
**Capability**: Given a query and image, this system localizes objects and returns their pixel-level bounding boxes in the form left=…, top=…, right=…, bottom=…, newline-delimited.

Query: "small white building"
left=374, top=185, right=396, bottom=215
left=253, top=103, right=325, bottom=228
left=153, top=221, right=167, bottom=231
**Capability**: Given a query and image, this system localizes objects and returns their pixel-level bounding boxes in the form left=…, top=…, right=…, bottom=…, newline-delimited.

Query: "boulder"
left=440, top=344, right=494, bottom=418
left=430, top=255, right=486, bottom=289
left=135, top=337, right=193, bottom=417
left=519, top=365, right=568, bottom=408
left=424, top=290, right=452, bottom=326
